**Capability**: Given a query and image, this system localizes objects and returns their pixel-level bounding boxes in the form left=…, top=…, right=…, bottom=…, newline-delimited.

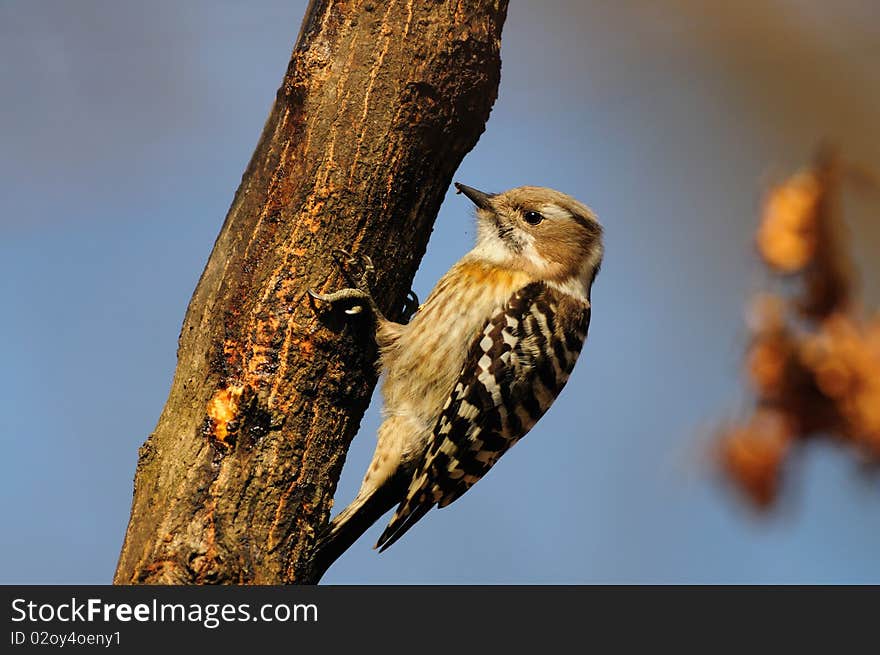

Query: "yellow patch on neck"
left=457, top=259, right=532, bottom=290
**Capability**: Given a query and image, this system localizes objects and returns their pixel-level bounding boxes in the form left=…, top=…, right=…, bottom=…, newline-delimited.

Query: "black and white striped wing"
left=375, top=282, right=591, bottom=551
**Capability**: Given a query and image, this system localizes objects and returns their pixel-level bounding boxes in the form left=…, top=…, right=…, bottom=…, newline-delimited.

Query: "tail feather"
left=375, top=501, right=432, bottom=553
left=311, top=476, right=403, bottom=577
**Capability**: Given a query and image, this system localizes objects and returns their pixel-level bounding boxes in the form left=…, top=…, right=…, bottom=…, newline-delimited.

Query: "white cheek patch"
left=517, top=229, right=551, bottom=272
left=585, top=243, right=603, bottom=274
left=546, top=246, right=602, bottom=303
left=547, top=277, right=589, bottom=303
left=472, top=215, right=548, bottom=269
left=471, top=220, right=512, bottom=264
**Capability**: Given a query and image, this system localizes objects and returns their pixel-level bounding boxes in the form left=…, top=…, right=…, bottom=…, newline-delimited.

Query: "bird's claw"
left=332, top=248, right=375, bottom=288
left=307, top=286, right=377, bottom=319
left=310, top=248, right=387, bottom=321
left=401, top=289, right=421, bottom=323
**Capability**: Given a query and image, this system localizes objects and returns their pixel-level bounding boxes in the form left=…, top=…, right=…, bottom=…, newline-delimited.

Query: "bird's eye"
left=523, top=210, right=544, bottom=225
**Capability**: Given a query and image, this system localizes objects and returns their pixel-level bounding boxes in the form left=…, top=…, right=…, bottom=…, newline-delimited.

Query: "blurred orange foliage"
left=720, top=149, right=880, bottom=507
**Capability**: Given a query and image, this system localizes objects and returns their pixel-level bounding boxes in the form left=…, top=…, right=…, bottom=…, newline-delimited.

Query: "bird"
left=308, top=182, right=603, bottom=570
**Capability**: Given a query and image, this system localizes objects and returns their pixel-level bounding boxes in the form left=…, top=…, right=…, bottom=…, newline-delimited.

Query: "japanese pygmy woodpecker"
left=310, top=182, right=603, bottom=566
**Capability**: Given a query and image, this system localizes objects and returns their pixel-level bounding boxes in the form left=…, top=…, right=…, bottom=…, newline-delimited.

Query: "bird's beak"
left=454, top=183, right=495, bottom=211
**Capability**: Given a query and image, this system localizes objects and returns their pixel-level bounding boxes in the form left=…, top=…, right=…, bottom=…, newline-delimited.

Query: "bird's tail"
left=311, top=475, right=403, bottom=578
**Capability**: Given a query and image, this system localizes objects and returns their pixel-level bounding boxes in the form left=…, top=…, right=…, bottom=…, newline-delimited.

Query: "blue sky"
left=2, top=0, right=879, bottom=583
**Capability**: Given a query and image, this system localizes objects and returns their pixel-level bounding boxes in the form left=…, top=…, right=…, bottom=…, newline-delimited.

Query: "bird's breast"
left=379, top=260, right=532, bottom=443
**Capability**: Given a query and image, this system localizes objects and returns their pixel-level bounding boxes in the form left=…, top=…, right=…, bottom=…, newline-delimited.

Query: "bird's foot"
left=332, top=248, right=375, bottom=290
left=309, top=248, right=383, bottom=320
left=310, top=248, right=419, bottom=324
left=401, top=289, right=420, bottom=324
left=307, top=287, right=380, bottom=317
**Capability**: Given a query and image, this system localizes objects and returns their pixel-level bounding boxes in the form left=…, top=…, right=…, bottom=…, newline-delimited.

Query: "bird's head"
left=455, top=182, right=603, bottom=300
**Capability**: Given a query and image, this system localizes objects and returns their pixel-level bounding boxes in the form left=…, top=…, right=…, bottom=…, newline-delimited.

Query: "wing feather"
left=375, top=282, right=590, bottom=551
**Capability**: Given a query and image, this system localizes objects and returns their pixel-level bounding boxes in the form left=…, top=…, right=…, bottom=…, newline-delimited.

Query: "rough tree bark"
left=113, top=0, right=508, bottom=584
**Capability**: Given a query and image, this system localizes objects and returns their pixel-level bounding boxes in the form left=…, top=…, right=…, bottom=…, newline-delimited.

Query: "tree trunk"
left=114, top=0, right=508, bottom=585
